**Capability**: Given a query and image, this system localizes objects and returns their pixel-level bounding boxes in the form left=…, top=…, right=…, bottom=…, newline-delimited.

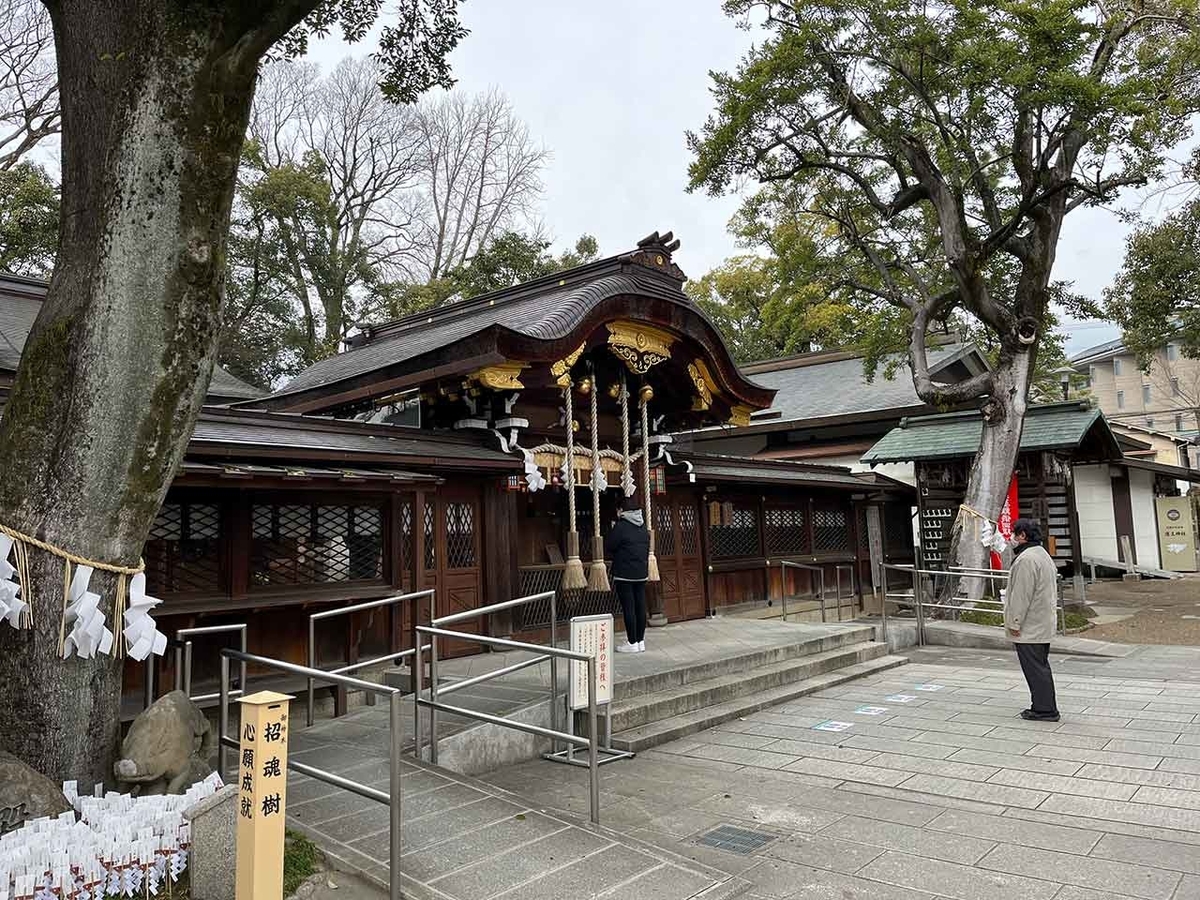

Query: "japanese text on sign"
left=569, top=614, right=613, bottom=710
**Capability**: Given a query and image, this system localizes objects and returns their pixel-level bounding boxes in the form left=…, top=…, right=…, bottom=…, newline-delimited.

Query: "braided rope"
left=564, top=383, right=577, bottom=525
left=0, top=521, right=142, bottom=656
left=619, top=373, right=633, bottom=496
left=641, top=389, right=660, bottom=582
left=587, top=375, right=610, bottom=591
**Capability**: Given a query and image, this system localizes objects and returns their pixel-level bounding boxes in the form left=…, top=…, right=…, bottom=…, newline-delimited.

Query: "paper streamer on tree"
left=122, top=572, right=168, bottom=662
left=0, top=534, right=27, bottom=629
left=61, top=565, right=114, bottom=660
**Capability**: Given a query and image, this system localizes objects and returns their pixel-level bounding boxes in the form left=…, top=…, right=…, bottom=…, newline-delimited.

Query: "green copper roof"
left=861, top=401, right=1122, bottom=464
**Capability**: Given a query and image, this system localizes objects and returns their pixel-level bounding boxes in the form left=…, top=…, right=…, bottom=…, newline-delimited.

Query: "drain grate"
left=696, top=824, right=776, bottom=855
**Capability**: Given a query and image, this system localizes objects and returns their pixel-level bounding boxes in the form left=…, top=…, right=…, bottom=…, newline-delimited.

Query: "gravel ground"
left=1071, top=575, right=1200, bottom=645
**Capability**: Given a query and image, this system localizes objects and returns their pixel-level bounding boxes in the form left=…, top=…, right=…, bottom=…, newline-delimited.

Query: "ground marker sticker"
left=885, top=694, right=918, bottom=703
left=813, top=720, right=854, bottom=732
left=854, top=706, right=889, bottom=716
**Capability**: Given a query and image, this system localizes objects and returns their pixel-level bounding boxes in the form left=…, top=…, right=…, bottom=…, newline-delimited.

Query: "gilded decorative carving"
left=469, top=362, right=528, bottom=391
left=728, top=404, right=753, bottom=428
left=687, top=360, right=717, bottom=411
left=550, top=343, right=586, bottom=387
left=605, top=321, right=675, bottom=374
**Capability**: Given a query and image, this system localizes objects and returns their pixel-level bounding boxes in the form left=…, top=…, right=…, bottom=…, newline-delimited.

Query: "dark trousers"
left=615, top=580, right=647, bottom=643
left=1015, top=642, right=1058, bottom=714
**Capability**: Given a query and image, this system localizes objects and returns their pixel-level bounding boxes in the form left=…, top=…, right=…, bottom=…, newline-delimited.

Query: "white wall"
left=1129, top=467, right=1161, bottom=568
left=1074, top=464, right=1118, bottom=560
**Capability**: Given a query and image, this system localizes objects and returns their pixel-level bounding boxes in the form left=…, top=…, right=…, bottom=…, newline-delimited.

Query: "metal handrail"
left=144, top=623, right=248, bottom=709
left=417, top=591, right=559, bottom=770
left=307, top=589, right=435, bottom=727
left=414, top=622, right=602, bottom=824
left=775, top=560, right=826, bottom=622
left=217, top=648, right=405, bottom=900
left=878, top=562, right=1065, bottom=647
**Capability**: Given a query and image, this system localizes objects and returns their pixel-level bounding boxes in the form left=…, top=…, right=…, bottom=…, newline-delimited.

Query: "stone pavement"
left=480, top=645, right=1200, bottom=900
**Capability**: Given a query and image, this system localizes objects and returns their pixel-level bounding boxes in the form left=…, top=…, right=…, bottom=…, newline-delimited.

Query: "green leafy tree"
left=0, top=162, right=58, bottom=276
left=1105, top=196, right=1200, bottom=360
left=689, top=0, right=1200, bottom=582
left=0, top=0, right=466, bottom=785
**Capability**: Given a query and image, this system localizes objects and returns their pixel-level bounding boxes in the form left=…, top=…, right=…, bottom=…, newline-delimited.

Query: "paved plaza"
left=481, top=644, right=1200, bottom=900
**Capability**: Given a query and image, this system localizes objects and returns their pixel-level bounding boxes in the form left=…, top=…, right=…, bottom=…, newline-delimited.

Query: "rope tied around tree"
left=561, top=378, right=588, bottom=590
left=0, top=520, right=149, bottom=659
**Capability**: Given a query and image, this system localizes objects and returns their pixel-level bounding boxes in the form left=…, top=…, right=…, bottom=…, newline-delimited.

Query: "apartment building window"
left=1113, top=357, right=1123, bottom=376
left=1173, top=376, right=1182, bottom=396
left=1142, top=384, right=1151, bottom=404
left=1117, top=390, right=1125, bottom=409
left=1168, top=343, right=1179, bottom=362
left=1146, top=417, right=1155, bottom=429
left=1178, top=414, right=1186, bottom=432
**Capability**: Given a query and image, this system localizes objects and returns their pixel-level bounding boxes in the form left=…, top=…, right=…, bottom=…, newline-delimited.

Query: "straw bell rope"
left=640, top=386, right=660, bottom=582
left=0, top=521, right=144, bottom=657
left=561, top=380, right=588, bottom=591
left=618, top=372, right=634, bottom=497
left=587, top=374, right=610, bottom=592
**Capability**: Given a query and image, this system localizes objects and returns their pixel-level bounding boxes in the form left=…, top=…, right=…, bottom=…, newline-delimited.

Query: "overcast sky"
left=307, top=0, right=1198, bottom=358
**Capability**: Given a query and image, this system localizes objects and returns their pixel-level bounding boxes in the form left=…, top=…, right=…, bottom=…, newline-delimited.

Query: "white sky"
left=308, top=0, right=1196, bottom=358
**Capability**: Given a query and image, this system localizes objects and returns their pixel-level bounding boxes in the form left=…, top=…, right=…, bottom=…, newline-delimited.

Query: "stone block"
left=184, top=784, right=237, bottom=900
left=0, top=749, right=71, bottom=833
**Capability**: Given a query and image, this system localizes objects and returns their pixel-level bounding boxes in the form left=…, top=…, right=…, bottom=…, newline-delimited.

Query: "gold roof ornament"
left=728, top=404, right=753, bottom=428
left=468, top=362, right=528, bottom=391
left=550, top=343, right=586, bottom=388
left=605, top=321, right=675, bottom=374
left=687, top=359, right=717, bottom=411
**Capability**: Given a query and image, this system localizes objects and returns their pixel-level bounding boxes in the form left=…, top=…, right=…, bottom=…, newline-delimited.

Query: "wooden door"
left=422, top=486, right=484, bottom=656
left=654, top=495, right=706, bottom=621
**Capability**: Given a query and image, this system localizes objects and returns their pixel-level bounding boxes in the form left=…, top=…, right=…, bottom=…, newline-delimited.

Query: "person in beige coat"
left=1005, top=518, right=1060, bottom=721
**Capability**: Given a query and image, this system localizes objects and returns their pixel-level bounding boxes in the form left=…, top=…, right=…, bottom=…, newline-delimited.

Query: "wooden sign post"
left=235, top=690, right=294, bottom=900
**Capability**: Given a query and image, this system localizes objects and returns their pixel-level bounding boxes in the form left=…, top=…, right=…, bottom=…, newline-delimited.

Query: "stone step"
left=610, top=653, right=908, bottom=753
left=615, top=623, right=876, bottom=702
left=610, top=641, right=890, bottom=734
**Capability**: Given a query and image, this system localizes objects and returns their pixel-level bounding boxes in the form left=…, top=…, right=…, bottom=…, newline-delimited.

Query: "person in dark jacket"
left=606, top=494, right=650, bottom=653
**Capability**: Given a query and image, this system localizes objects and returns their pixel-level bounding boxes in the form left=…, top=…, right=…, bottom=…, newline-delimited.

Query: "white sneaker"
left=616, top=641, right=639, bottom=653
left=637, top=641, right=646, bottom=652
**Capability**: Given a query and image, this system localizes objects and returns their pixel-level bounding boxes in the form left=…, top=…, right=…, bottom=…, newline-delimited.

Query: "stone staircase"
left=608, top=625, right=905, bottom=753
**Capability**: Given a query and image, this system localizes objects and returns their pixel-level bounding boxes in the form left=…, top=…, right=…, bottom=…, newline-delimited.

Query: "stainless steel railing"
left=217, top=648, right=406, bottom=900
left=307, top=589, right=435, bottom=727
left=773, top=560, right=858, bottom=623
left=411, top=589, right=605, bottom=824
left=143, top=622, right=248, bottom=709
left=879, top=562, right=1065, bottom=646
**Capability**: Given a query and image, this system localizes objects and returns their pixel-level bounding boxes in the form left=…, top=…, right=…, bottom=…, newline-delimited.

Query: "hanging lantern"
left=650, top=466, right=667, bottom=495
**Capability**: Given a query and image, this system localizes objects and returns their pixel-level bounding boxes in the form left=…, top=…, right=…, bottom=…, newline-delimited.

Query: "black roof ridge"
left=896, top=399, right=1093, bottom=428
left=351, top=245, right=685, bottom=347
left=679, top=449, right=854, bottom=475
left=198, top=405, right=494, bottom=445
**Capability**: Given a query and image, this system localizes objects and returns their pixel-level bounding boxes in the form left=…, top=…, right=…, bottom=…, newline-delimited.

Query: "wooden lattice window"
left=399, top=499, right=414, bottom=583
left=445, top=502, right=477, bottom=569
left=884, top=502, right=915, bottom=557
left=250, top=502, right=385, bottom=588
left=679, top=504, right=700, bottom=557
left=708, top=502, right=761, bottom=559
left=764, top=506, right=809, bottom=556
left=145, top=502, right=223, bottom=594
left=812, top=505, right=851, bottom=553
left=654, top=503, right=675, bottom=555
left=423, top=502, right=436, bottom=571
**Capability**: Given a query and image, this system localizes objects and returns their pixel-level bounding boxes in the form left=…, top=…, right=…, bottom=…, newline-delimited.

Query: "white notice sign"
left=569, top=614, right=613, bottom=710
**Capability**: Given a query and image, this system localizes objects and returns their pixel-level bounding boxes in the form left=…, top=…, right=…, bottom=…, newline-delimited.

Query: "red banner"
left=991, top=473, right=1018, bottom=569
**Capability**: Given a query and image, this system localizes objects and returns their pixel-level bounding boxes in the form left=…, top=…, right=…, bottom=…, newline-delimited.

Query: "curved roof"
left=256, top=234, right=775, bottom=414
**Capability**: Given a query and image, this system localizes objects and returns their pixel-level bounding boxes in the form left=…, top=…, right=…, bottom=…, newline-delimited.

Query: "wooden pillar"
left=483, top=481, right=519, bottom=636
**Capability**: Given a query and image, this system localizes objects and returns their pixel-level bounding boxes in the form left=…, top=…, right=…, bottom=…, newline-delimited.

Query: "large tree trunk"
left=941, top=347, right=1036, bottom=603
left=0, top=0, right=309, bottom=786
